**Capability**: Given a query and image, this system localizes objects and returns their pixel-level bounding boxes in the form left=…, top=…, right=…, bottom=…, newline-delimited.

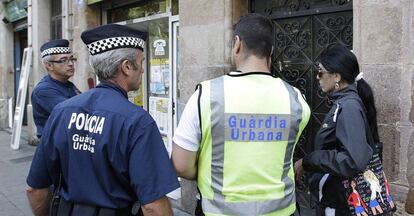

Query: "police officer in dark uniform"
left=26, top=24, right=180, bottom=216
left=32, top=39, right=81, bottom=139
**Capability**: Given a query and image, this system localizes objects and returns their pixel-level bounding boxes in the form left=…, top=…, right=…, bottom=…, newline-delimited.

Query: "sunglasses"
left=316, top=65, right=330, bottom=78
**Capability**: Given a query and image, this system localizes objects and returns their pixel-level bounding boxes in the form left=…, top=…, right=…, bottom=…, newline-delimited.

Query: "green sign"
left=5, top=0, right=28, bottom=22
left=87, top=0, right=105, bottom=5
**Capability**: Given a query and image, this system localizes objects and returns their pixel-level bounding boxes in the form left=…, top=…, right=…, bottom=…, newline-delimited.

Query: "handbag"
left=340, top=104, right=397, bottom=216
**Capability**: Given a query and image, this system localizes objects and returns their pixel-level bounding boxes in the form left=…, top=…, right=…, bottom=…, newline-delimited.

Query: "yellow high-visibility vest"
left=197, top=73, right=310, bottom=216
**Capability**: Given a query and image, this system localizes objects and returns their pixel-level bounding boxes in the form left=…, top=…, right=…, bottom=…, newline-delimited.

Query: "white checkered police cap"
left=40, top=39, right=72, bottom=58
left=81, top=24, right=146, bottom=55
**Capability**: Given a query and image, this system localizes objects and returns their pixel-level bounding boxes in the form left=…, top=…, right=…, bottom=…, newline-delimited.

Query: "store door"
left=145, top=17, right=172, bottom=152
left=250, top=0, right=353, bottom=213
left=14, top=28, right=28, bottom=124
left=126, top=17, right=179, bottom=155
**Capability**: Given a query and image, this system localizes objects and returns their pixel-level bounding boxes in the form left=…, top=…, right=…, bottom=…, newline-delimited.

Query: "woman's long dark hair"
left=319, top=45, right=380, bottom=143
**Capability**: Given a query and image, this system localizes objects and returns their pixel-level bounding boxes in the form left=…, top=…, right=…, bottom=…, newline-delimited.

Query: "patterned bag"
left=342, top=151, right=396, bottom=216
left=341, top=111, right=396, bottom=216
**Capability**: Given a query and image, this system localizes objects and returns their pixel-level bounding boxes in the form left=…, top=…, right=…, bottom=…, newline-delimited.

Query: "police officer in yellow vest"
left=172, top=13, right=310, bottom=216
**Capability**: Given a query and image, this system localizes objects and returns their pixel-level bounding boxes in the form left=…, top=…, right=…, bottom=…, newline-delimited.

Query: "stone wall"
left=70, top=1, right=100, bottom=92
left=27, top=0, right=51, bottom=142
left=30, top=0, right=51, bottom=91
left=353, top=0, right=414, bottom=213
left=0, top=6, right=14, bottom=128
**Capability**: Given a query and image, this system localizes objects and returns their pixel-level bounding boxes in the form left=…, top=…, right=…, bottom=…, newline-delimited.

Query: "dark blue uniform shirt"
left=27, top=82, right=180, bottom=208
left=31, top=75, right=80, bottom=138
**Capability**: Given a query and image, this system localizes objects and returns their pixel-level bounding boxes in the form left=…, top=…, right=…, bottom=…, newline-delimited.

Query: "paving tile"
left=6, top=192, right=32, bottom=216
left=0, top=192, right=25, bottom=216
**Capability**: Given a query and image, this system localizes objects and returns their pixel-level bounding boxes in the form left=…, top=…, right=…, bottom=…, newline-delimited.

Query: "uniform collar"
left=96, top=81, right=128, bottom=98
left=46, top=75, right=73, bottom=87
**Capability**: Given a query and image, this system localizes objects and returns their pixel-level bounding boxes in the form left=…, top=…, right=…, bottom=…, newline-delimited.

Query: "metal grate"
left=271, top=11, right=353, bottom=160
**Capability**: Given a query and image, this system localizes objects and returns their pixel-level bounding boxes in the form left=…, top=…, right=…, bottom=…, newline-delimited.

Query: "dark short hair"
left=234, top=13, right=274, bottom=58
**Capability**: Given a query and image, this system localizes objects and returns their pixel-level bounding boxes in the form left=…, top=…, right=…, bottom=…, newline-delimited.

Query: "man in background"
left=32, top=39, right=80, bottom=139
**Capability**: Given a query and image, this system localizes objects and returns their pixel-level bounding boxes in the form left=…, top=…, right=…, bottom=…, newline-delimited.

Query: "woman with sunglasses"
left=294, top=45, right=381, bottom=216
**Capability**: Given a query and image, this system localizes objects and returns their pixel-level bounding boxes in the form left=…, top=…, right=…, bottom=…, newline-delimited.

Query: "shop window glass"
left=51, top=0, right=62, bottom=39
left=146, top=18, right=170, bottom=144
left=172, top=0, right=179, bottom=15
left=107, top=0, right=168, bottom=24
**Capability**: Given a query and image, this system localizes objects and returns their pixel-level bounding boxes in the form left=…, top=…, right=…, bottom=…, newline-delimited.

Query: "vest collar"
left=227, top=71, right=275, bottom=77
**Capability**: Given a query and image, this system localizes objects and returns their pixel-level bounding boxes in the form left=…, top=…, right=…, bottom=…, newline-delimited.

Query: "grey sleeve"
left=303, top=103, right=373, bottom=177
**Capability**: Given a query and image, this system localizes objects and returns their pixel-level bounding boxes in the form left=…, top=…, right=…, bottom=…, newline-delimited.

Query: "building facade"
left=0, top=0, right=413, bottom=214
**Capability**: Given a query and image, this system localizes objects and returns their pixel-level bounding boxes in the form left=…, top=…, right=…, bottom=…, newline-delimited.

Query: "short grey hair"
left=89, top=48, right=139, bottom=81
left=41, top=55, right=54, bottom=65
left=41, top=55, right=53, bottom=71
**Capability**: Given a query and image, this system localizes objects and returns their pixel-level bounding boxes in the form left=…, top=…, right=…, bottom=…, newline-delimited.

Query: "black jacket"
left=302, top=84, right=373, bottom=214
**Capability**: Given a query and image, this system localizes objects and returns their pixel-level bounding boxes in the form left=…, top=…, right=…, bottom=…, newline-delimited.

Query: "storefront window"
left=107, top=0, right=168, bottom=23
left=172, top=0, right=179, bottom=15
left=146, top=18, right=170, bottom=145
left=51, top=0, right=62, bottom=39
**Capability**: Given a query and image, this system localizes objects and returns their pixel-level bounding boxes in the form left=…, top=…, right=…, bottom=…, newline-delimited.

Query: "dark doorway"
left=250, top=0, right=353, bottom=214
left=14, top=28, right=28, bottom=125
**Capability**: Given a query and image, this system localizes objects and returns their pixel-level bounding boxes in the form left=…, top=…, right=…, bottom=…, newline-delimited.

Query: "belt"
left=57, top=198, right=133, bottom=216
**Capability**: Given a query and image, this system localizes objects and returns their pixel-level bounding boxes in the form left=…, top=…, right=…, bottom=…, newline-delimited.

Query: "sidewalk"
left=0, top=127, right=191, bottom=216
left=0, top=127, right=35, bottom=216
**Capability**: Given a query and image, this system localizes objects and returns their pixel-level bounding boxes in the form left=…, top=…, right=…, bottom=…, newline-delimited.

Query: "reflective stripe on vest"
left=198, top=75, right=310, bottom=216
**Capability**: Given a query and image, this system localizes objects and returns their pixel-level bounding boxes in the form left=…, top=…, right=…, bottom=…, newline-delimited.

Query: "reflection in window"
left=172, top=0, right=179, bottom=15
left=107, top=0, right=168, bottom=24
left=51, top=0, right=62, bottom=39
left=148, top=19, right=169, bottom=97
left=147, top=18, right=170, bottom=140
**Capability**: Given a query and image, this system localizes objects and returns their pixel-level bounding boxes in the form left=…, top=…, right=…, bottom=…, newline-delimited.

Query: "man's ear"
left=45, top=62, right=54, bottom=72
left=233, top=35, right=241, bottom=55
left=120, top=59, right=132, bottom=76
